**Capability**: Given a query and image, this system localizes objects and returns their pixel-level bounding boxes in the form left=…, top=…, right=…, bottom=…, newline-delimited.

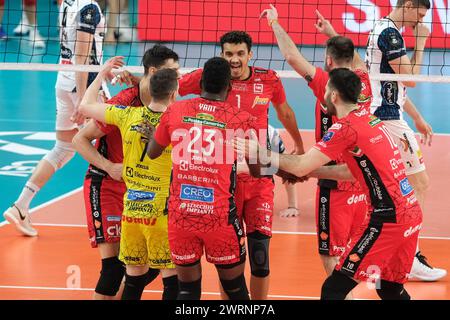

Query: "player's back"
left=112, top=106, right=172, bottom=199
left=164, top=97, right=253, bottom=231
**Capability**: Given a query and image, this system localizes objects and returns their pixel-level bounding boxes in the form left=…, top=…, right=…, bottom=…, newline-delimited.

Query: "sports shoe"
left=409, top=251, right=447, bottom=281
left=0, top=26, right=6, bottom=39
left=3, top=204, right=38, bottom=237
left=30, top=28, right=45, bottom=49
left=13, top=12, right=31, bottom=36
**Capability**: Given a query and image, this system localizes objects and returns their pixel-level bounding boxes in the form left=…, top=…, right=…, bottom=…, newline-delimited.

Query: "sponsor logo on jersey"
left=178, top=161, right=219, bottom=174
left=172, top=253, right=196, bottom=261
left=399, top=178, right=413, bottom=196
left=389, top=158, right=402, bottom=170
left=122, top=215, right=157, bottom=226
left=349, top=253, right=360, bottom=263
left=354, top=109, right=369, bottom=117
left=349, top=146, right=363, bottom=157
left=127, top=189, right=156, bottom=201
left=329, top=123, right=342, bottom=130
left=251, top=96, right=270, bottom=108
left=404, top=223, right=422, bottom=238
left=180, top=184, right=214, bottom=203
left=106, top=216, right=121, bottom=222
left=183, top=116, right=226, bottom=129
left=114, top=105, right=127, bottom=109
left=107, top=224, right=121, bottom=237
left=231, top=83, right=247, bottom=92
left=322, top=131, right=334, bottom=142
left=347, top=194, right=366, bottom=205
left=254, top=68, right=268, bottom=74
left=320, top=232, right=328, bottom=240
left=368, top=115, right=381, bottom=127
left=370, top=134, right=383, bottom=144
left=254, top=83, right=264, bottom=94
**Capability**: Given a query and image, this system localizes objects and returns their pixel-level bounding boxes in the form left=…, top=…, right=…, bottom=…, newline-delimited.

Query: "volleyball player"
left=79, top=57, right=177, bottom=300
left=236, top=68, right=423, bottom=300
left=146, top=57, right=256, bottom=300
left=262, top=6, right=371, bottom=296
left=366, top=0, right=446, bottom=280
left=3, top=0, right=105, bottom=237
left=73, top=45, right=180, bottom=299
left=179, top=30, right=305, bottom=300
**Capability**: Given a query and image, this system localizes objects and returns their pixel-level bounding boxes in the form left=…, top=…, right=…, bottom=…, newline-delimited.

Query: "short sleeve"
left=153, top=108, right=172, bottom=147
left=104, top=105, right=130, bottom=127
left=178, top=69, right=203, bottom=96
left=308, top=67, right=329, bottom=105
left=377, top=27, right=406, bottom=61
left=313, top=122, right=357, bottom=160
left=77, top=4, right=101, bottom=34
left=270, top=71, right=287, bottom=106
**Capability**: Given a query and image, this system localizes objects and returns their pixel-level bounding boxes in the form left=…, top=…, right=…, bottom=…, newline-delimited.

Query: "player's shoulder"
left=181, top=68, right=203, bottom=79
left=108, top=86, right=140, bottom=105
left=251, top=67, right=280, bottom=81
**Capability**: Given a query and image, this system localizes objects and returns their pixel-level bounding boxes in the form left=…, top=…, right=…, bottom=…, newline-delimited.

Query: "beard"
left=325, top=93, right=337, bottom=116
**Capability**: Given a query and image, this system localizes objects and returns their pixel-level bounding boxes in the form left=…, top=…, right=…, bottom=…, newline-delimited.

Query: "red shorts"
left=336, top=207, right=423, bottom=284
left=316, top=187, right=368, bottom=256
left=235, top=174, right=274, bottom=237
left=83, top=176, right=126, bottom=248
left=168, top=215, right=246, bottom=266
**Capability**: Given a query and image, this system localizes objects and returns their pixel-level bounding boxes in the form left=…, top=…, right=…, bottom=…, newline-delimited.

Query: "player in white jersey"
left=267, top=125, right=299, bottom=218
left=365, top=0, right=446, bottom=281
left=3, top=0, right=107, bottom=237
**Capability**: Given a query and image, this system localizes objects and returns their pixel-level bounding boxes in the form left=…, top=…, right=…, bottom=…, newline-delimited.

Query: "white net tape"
left=1, top=63, right=449, bottom=83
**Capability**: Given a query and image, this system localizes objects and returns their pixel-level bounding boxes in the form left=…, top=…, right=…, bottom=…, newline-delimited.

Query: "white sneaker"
left=3, top=204, right=38, bottom=237
left=409, top=251, right=447, bottom=281
left=30, top=28, right=45, bottom=49
left=13, top=12, right=31, bottom=36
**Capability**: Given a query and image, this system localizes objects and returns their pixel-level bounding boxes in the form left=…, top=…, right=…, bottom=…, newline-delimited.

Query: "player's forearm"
left=277, top=153, right=309, bottom=177
left=271, top=21, right=316, bottom=80
left=309, top=164, right=355, bottom=181
left=75, top=72, right=88, bottom=102
left=410, top=49, right=425, bottom=75
left=81, top=73, right=103, bottom=106
left=73, top=132, right=112, bottom=172
left=352, top=50, right=367, bottom=72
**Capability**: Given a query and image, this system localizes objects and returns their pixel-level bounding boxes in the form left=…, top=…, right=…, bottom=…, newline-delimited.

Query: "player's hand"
left=414, top=117, right=433, bottom=146
left=71, top=100, right=86, bottom=126
left=135, top=120, right=156, bottom=143
left=100, top=56, right=125, bottom=80
left=260, top=4, right=279, bottom=24
left=105, top=162, right=123, bottom=181
left=314, top=10, right=338, bottom=38
left=233, top=130, right=266, bottom=163
left=413, top=23, right=430, bottom=43
left=279, top=207, right=299, bottom=218
left=111, top=70, right=141, bottom=87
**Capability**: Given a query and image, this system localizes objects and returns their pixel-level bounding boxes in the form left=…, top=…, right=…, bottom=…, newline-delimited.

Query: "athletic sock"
left=16, top=181, right=40, bottom=210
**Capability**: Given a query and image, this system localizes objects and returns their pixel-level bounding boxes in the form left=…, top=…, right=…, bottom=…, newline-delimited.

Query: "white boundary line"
left=3, top=187, right=450, bottom=240
left=0, top=285, right=319, bottom=299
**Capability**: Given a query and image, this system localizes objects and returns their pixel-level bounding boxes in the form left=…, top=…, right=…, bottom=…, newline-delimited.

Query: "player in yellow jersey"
left=80, top=56, right=179, bottom=300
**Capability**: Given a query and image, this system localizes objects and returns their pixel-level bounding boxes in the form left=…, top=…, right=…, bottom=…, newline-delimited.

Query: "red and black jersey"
left=86, top=86, right=143, bottom=180
left=179, top=67, right=286, bottom=149
left=154, top=97, right=255, bottom=232
left=308, top=67, right=372, bottom=192
left=313, top=108, right=421, bottom=225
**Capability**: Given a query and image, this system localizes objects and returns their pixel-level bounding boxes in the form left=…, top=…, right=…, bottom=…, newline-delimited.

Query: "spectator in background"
left=11, top=0, right=45, bottom=48
left=98, top=0, right=133, bottom=43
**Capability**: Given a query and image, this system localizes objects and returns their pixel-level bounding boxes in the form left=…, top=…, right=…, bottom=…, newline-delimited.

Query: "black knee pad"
left=220, top=274, right=250, bottom=300
left=177, top=278, right=202, bottom=300
left=121, top=268, right=160, bottom=300
left=376, top=280, right=411, bottom=300
left=321, top=270, right=358, bottom=300
left=95, top=256, right=125, bottom=296
left=247, top=232, right=270, bottom=278
left=162, top=275, right=178, bottom=300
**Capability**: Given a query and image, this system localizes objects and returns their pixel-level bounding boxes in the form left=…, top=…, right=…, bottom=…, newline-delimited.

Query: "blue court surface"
left=1, top=0, right=450, bottom=223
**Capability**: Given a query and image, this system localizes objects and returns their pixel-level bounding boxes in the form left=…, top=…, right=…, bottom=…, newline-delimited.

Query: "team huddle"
left=3, top=0, right=447, bottom=300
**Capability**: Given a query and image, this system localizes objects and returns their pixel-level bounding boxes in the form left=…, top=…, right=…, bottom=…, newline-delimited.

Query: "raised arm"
left=260, top=4, right=316, bottom=81
left=79, top=56, right=125, bottom=122
left=314, top=10, right=367, bottom=72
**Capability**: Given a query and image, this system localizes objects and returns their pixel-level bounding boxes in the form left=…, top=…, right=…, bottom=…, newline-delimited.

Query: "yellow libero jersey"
left=105, top=105, right=172, bottom=217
